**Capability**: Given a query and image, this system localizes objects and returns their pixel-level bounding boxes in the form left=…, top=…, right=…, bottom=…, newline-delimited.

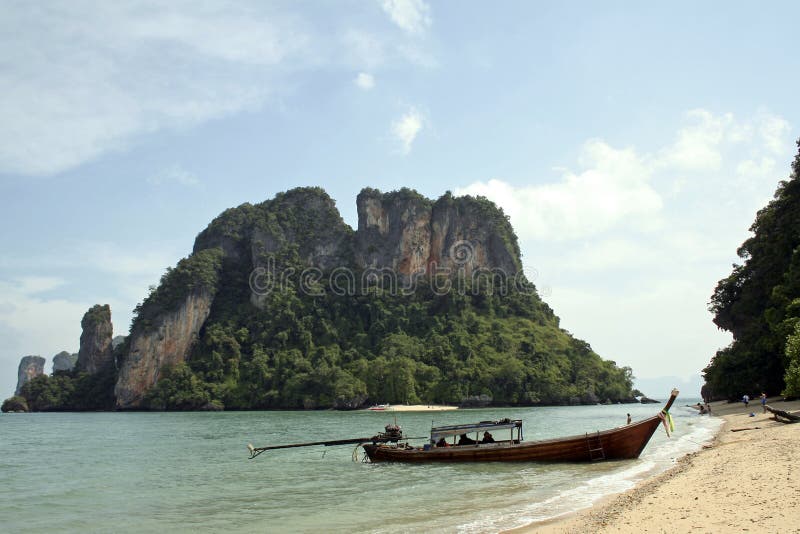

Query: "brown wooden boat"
left=361, top=389, right=678, bottom=463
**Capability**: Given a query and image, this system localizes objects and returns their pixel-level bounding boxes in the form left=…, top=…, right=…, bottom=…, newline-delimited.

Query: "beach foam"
left=457, top=406, right=724, bottom=533
left=519, top=399, right=800, bottom=533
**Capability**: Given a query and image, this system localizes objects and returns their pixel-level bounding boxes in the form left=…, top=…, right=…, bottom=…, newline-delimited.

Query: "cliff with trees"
left=706, top=140, right=800, bottom=399
left=4, top=187, right=638, bottom=411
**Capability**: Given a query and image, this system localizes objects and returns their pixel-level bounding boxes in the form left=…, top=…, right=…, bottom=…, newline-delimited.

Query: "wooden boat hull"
left=362, top=415, right=663, bottom=463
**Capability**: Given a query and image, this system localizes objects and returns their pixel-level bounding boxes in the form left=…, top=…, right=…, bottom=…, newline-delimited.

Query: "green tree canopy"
left=706, top=139, right=800, bottom=399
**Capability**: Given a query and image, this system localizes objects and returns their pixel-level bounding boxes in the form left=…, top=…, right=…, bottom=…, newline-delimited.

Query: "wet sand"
left=516, top=397, right=800, bottom=533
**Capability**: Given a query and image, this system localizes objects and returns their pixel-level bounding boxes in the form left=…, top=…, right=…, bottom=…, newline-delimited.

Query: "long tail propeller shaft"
left=248, top=435, right=425, bottom=459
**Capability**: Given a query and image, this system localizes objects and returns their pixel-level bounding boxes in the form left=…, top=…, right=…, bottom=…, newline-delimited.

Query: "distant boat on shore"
left=367, top=404, right=389, bottom=411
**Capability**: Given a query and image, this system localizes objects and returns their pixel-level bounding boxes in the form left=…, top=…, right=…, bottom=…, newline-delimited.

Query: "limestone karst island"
left=5, top=188, right=639, bottom=412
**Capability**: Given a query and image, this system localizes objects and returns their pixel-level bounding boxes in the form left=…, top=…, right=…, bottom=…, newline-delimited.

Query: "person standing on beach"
left=742, top=394, right=749, bottom=407
left=627, top=413, right=632, bottom=424
left=760, top=393, right=767, bottom=413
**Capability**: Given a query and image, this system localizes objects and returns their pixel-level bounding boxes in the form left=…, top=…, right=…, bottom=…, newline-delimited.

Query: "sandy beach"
left=517, top=398, right=800, bottom=533
left=368, top=404, right=459, bottom=412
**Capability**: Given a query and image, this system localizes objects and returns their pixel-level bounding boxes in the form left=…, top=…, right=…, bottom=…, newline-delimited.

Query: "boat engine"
left=372, top=423, right=403, bottom=443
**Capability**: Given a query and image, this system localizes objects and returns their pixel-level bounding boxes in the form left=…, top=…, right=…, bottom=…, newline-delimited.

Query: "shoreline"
left=365, top=404, right=459, bottom=412
left=511, top=397, right=800, bottom=533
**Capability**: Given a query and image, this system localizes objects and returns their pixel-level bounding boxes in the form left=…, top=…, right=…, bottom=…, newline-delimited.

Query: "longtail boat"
left=248, top=389, right=678, bottom=463
left=362, top=389, right=679, bottom=463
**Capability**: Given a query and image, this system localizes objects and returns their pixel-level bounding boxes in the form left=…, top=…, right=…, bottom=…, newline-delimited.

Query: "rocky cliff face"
left=356, top=188, right=433, bottom=279
left=16, top=355, right=45, bottom=394
left=115, top=289, right=214, bottom=409
left=427, top=193, right=520, bottom=276
left=355, top=188, right=520, bottom=281
left=76, top=305, right=114, bottom=375
left=193, top=187, right=518, bottom=286
left=52, top=351, right=78, bottom=372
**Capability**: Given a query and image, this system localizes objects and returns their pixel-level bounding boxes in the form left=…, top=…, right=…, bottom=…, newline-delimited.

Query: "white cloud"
left=355, top=72, right=375, bottom=90
left=16, top=276, right=65, bottom=295
left=342, top=29, right=386, bottom=69
left=342, top=28, right=436, bottom=70
left=148, top=164, right=200, bottom=187
left=557, top=239, right=651, bottom=273
left=758, top=114, right=791, bottom=154
left=458, top=140, right=662, bottom=240
left=459, top=110, right=793, bottom=243
left=457, top=108, right=794, bottom=383
left=736, top=157, right=776, bottom=178
left=381, top=0, right=432, bottom=34
left=657, top=109, right=732, bottom=172
left=391, top=107, right=426, bottom=154
left=657, top=109, right=791, bottom=178
left=0, top=2, right=309, bottom=176
left=0, top=2, right=442, bottom=176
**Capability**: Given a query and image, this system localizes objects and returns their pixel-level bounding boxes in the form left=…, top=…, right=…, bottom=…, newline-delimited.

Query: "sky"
left=1, top=1, right=799, bottom=399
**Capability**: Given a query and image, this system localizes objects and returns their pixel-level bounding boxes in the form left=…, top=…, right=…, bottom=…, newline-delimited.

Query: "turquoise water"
left=0, top=400, right=720, bottom=533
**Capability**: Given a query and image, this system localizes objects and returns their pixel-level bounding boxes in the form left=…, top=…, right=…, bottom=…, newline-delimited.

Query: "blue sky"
left=1, top=1, right=799, bottom=398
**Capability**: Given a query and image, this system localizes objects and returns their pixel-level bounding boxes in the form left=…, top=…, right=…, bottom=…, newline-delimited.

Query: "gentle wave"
left=456, top=406, right=723, bottom=533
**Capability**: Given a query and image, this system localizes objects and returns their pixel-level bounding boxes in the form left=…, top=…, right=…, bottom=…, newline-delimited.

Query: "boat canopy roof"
left=430, top=419, right=522, bottom=441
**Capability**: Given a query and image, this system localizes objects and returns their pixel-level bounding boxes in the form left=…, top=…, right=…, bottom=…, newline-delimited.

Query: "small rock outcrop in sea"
left=333, top=394, right=369, bottom=410
left=15, top=355, right=45, bottom=394
left=459, top=394, right=493, bottom=408
left=1, top=395, right=29, bottom=413
left=52, top=351, right=78, bottom=372
left=76, top=305, right=114, bottom=375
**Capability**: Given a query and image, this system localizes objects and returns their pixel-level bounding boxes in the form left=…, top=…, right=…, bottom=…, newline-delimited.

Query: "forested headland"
left=705, top=140, right=800, bottom=399
left=5, top=188, right=639, bottom=411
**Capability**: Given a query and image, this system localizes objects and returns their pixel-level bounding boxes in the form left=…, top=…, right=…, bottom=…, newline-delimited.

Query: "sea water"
left=0, top=399, right=721, bottom=533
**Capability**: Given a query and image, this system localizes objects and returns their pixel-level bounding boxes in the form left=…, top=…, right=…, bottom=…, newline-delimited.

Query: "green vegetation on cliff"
left=706, top=140, right=800, bottom=399
left=139, top=187, right=634, bottom=410
left=7, top=187, right=636, bottom=411
left=1, top=395, right=29, bottom=413
left=131, top=248, right=224, bottom=333
left=17, top=365, right=118, bottom=411
left=13, top=339, right=127, bottom=411
left=174, top=282, right=633, bottom=410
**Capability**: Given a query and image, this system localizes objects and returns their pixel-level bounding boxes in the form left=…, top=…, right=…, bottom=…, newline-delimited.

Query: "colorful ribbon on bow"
left=658, top=409, right=674, bottom=437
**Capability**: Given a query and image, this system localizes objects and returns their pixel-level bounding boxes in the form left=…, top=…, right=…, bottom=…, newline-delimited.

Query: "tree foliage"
left=143, top=363, right=216, bottom=410
left=10, top=348, right=121, bottom=412
left=1, top=395, right=29, bottom=412
left=131, top=248, right=224, bottom=333
left=168, top=268, right=635, bottom=409
left=141, top=187, right=635, bottom=409
left=783, top=322, right=800, bottom=397
left=706, top=139, right=800, bottom=399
